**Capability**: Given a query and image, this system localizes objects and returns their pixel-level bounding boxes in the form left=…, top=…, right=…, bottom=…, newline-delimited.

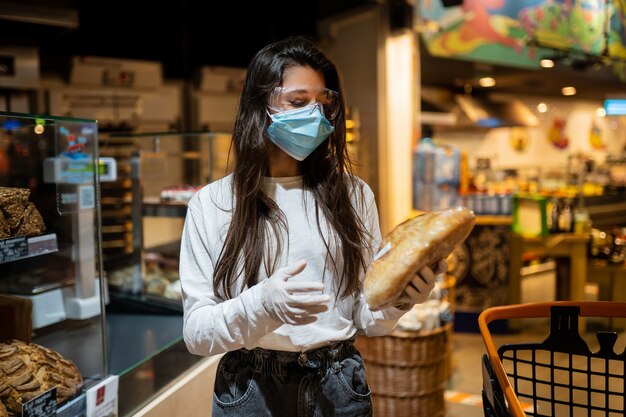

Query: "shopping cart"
left=479, top=301, right=626, bottom=417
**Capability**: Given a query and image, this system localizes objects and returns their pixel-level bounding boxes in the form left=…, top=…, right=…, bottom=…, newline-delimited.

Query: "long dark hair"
left=214, top=35, right=371, bottom=300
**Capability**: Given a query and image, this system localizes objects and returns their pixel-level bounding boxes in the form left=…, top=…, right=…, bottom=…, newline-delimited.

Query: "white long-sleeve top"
left=180, top=173, right=408, bottom=357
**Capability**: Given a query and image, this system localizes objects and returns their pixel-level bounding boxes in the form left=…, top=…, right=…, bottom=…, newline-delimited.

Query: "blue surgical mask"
left=267, top=104, right=335, bottom=161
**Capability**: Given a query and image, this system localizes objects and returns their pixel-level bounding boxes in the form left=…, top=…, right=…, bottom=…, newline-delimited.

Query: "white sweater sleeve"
left=179, top=187, right=280, bottom=357
left=351, top=179, right=409, bottom=336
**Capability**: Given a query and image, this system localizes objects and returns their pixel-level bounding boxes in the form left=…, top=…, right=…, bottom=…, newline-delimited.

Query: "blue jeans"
left=212, top=336, right=372, bottom=417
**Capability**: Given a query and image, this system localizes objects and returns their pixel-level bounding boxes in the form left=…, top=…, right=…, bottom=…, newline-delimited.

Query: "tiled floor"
left=444, top=318, right=626, bottom=417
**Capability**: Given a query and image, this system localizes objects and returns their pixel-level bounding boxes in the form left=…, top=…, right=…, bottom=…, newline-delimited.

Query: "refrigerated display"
left=0, top=111, right=109, bottom=416
left=99, top=130, right=233, bottom=310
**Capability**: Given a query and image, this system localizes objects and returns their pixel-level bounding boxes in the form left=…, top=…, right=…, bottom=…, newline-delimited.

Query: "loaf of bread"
left=0, top=211, right=9, bottom=239
left=0, top=187, right=46, bottom=238
left=364, top=206, right=475, bottom=311
left=14, top=203, right=45, bottom=238
left=0, top=340, right=83, bottom=414
left=0, top=188, right=30, bottom=205
left=0, top=401, right=7, bottom=417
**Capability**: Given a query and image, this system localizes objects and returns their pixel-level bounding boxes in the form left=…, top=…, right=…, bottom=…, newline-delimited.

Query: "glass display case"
left=0, top=111, right=109, bottom=416
left=99, top=130, right=233, bottom=311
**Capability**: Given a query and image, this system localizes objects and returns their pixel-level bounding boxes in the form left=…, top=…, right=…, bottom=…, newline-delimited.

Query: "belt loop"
left=329, top=348, right=338, bottom=360
left=298, top=352, right=308, bottom=367
left=253, top=349, right=267, bottom=373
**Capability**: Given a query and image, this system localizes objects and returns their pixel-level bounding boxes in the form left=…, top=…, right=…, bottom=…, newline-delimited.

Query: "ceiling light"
left=596, top=107, right=606, bottom=117
left=561, top=86, right=577, bottom=96
left=537, top=102, right=548, bottom=113
left=478, top=77, right=496, bottom=87
left=414, top=18, right=441, bottom=33
left=540, top=59, right=555, bottom=68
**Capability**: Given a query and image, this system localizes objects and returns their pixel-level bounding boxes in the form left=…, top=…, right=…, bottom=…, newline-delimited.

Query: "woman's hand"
left=260, top=260, right=331, bottom=325
left=394, top=258, right=448, bottom=308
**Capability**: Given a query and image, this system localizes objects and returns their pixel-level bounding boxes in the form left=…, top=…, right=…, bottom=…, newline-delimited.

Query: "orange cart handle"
left=478, top=301, right=626, bottom=417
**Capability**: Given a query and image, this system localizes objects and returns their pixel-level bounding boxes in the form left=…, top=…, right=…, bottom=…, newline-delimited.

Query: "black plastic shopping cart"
left=479, top=301, right=626, bottom=417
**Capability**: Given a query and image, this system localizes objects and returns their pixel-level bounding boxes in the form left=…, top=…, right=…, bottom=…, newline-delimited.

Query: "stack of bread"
left=0, top=340, right=83, bottom=414
left=0, top=188, right=46, bottom=239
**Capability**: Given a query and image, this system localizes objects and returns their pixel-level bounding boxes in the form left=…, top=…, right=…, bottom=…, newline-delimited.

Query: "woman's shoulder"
left=189, top=174, right=234, bottom=209
left=345, top=173, right=374, bottom=198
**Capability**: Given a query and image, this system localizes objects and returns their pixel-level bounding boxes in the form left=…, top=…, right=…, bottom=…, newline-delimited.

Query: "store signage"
left=0, top=236, right=28, bottom=263
left=604, top=98, right=626, bottom=115
left=22, top=388, right=57, bottom=417
left=86, top=375, right=119, bottom=417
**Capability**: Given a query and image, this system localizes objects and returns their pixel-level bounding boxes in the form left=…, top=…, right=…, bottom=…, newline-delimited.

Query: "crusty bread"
left=364, top=206, right=475, bottom=311
left=0, top=188, right=46, bottom=238
left=0, top=340, right=83, bottom=414
left=0, top=211, right=9, bottom=239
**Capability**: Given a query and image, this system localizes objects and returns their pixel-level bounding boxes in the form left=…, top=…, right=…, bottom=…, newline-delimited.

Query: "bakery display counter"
left=0, top=114, right=223, bottom=417
left=30, top=308, right=206, bottom=417
left=142, top=197, right=188, bottom=218
left=0, top=111, right=108, bottom=416
left=102, top=131, right=232, bottom=312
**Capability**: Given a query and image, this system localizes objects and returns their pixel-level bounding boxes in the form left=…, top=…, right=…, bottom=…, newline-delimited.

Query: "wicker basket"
left=355, top=323, right=452, bottom=417
left=372, top=390, right=445, bottom=417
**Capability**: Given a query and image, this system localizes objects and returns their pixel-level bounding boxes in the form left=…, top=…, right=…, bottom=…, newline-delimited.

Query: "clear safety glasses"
left=268, top=86, right=341, bottom=120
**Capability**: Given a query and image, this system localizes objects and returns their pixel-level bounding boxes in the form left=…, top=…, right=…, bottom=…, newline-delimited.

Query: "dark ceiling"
left=2, top=0, right=626, bottom=101
left=1, top=0, right=368, bottom=78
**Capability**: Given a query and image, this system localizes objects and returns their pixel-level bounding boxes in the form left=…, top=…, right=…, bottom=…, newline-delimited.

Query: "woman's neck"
left=268, top=145, right=301, bottom=177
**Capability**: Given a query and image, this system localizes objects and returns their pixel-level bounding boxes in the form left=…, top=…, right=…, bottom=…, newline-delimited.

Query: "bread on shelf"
left=0, top=187, right=46, bottom=238
left=0, top=340, right=83, bottom=414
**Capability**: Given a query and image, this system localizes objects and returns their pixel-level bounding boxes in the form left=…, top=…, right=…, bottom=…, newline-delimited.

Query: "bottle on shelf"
left=558, top=197, right=573, bottom=233
left=573, top=207, right=591, bottom=235
left=548, top=197, right=560, bottom=233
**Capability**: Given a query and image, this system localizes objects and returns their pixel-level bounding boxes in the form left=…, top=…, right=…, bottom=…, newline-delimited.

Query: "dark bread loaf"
left=15, top=203, right=45, bottom=237
left=0, top=211, right=9, bottom=239
left=0, top=340, right=83, bottom=414
left=0, top=188, right=30, bottom=206
left=0, top=188, right=46, bottom=238
left=364, top=206, right=475, bottom=310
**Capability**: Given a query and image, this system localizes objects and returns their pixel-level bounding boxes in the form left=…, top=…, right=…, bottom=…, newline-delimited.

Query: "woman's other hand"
left=394, top=258, right=448, bottom=308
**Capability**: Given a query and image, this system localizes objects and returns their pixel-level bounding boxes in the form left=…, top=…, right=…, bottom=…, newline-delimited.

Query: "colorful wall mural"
left=419, top=0, right=626, bottom=77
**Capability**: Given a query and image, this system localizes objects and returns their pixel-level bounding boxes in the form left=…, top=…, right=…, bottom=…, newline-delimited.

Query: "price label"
left=0, top=236, right=28, bottom=263
left=22, top=387, right=57, bottom=417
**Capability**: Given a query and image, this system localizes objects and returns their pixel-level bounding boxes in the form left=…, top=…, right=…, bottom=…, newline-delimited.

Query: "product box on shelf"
left=512, top=193, right=548, bottom=237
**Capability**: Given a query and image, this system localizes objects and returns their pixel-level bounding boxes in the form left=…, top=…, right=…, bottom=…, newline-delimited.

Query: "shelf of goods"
left=100, top=131, right=232, bottom=312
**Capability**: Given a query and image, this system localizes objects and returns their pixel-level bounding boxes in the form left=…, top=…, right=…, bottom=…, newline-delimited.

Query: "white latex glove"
left=395, top=258, right=448, bottom=307
left=260, top=260, right=330, bottom=325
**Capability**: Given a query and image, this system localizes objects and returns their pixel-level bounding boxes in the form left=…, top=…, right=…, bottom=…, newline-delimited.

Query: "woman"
left=179, top=35, right=447, bottom=417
